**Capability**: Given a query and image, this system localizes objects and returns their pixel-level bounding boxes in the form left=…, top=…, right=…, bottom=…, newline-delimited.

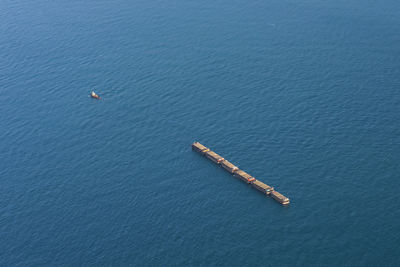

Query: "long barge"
left=192, top=141, right=290, bottom=205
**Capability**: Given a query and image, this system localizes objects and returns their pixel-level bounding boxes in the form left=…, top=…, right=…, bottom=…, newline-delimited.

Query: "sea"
left=1, top=0, right=400, bottom=266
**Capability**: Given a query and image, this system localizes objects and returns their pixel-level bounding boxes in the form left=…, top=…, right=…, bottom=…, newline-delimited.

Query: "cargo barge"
left=234, top=170, right=255, bottom=184
left=192, top=142, right=210, bottom=155
left=220, top=160, right=239, bottom=174
left=192, top=141, right=290, bottom=205
left=205, top=150, right=225, bottom=164
left=271, top=191, right=290, bottom=205
left=252, top=180, right=274, bottom=195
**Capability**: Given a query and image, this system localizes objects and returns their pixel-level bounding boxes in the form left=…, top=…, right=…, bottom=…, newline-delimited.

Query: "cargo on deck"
left=192, top=142, right=210, bottom=155
left=252, top=180, right=274, bottom=195
left=234, top=170, right=255, bottom=184
left=271, top=190, right=290, bottom=205
left=221, top=160, right=239, bottom=174
left=205, top=151, right=225, bottom=164
left=191, top=141, right=290, bottom=205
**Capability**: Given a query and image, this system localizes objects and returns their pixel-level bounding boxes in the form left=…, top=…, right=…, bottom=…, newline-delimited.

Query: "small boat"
left=91, top=91, right=100, bottom=99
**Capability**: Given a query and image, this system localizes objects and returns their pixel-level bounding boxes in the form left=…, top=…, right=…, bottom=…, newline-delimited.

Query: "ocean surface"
left=1, top=0, right=400, bottom=266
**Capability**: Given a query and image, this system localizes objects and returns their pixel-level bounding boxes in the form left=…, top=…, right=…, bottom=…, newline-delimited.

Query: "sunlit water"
left=1, top=0, right=400, bottom=265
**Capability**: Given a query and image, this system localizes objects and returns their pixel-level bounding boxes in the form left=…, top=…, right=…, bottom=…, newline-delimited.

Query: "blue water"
left=1, top=0, right=400, bottom=265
